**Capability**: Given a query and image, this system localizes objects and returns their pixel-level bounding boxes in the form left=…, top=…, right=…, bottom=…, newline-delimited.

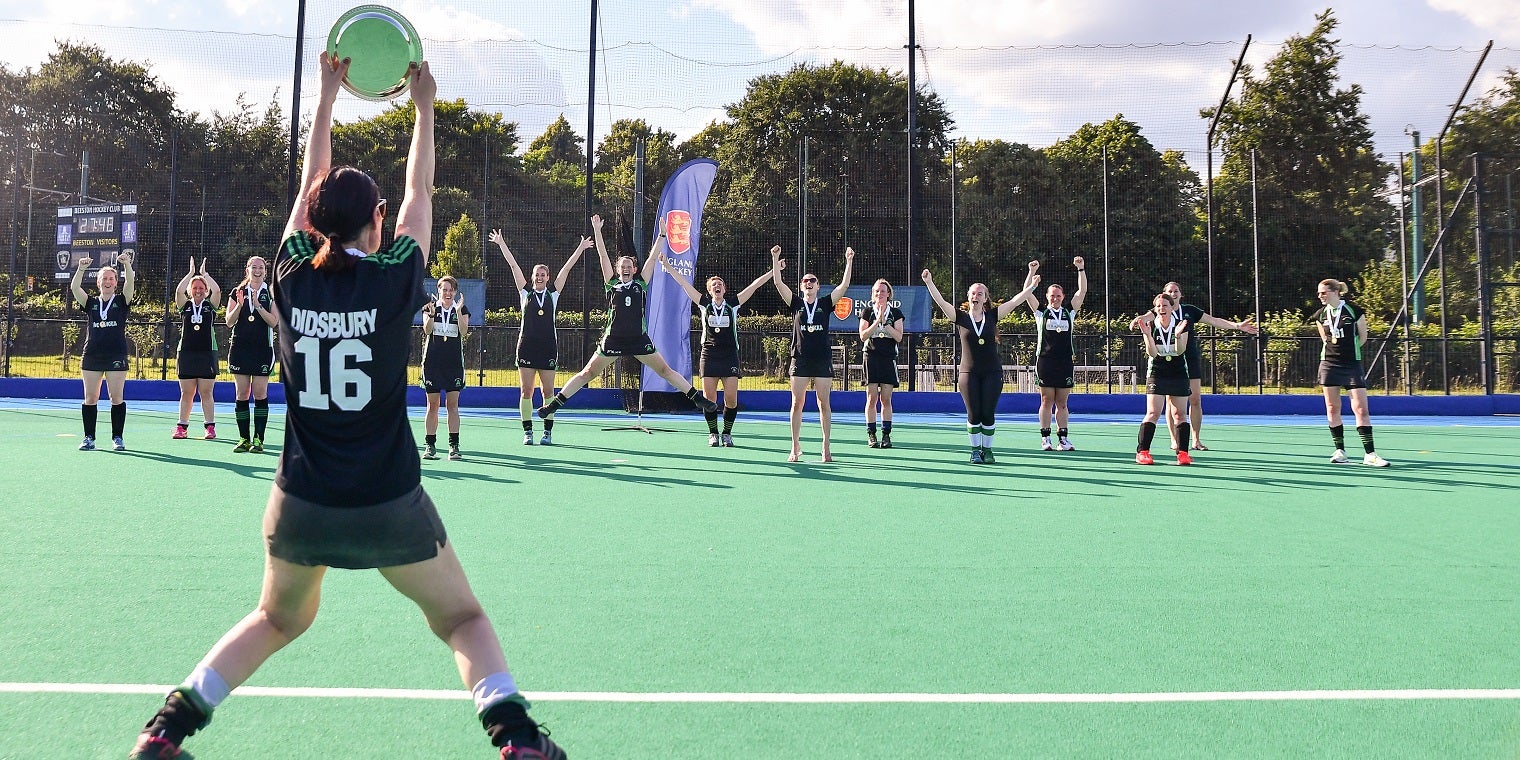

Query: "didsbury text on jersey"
left=289, top=308, right=379, bottom=340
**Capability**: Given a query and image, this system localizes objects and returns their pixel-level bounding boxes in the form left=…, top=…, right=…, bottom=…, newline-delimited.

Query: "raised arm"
left=590, top=213, right=614, bottom=282
left=920, top=269, right=956, bottom=321
left=769, top=245, right=792, bottom=305
left=998, top=262, right=1042, bottom=320
left=1021, top=260, right=1042, bottom=314
left=174, top=258, right=196, bottom=308
left=1070, top=256, right=1088, bottom=311
left=118, top=252, right=136, bottom=304
left=285, top=52, right=346, bottom=238
left=394, top=61, right=437, bottom=263
left=1140, top=319, right=1160, bottom=358
left=736, top=256, right=783, bottom=306
left=488, top=228, right=528, bottom=291
left=656, top=250, right=702, bottom=304
left=829, top=247, right=856, bottom=302
left=640, top=218, right=665, bottom=283
left=199, top=258, right=222, bottom=307
left=553, top=236, right=592, bottom=293
left=1175, top=321, right=1191, bottom=355
left=70, top=257, right=91, bottom=308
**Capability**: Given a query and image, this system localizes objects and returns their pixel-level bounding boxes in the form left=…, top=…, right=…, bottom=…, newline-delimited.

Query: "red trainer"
left=1135, top=450, right=1154, bottom=465
left=172, top=425, right=188, bottom=440
left=1176, top=450, right=1193, bottom=466
left=203, top=423, right=216, bottom=440
left=128, top=733, right=185, bottom=759
left=501, top=733, right=567, bottom=760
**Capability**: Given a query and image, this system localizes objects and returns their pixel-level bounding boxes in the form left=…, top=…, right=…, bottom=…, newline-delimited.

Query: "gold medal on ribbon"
left=194, top=324, right=201, bottom=331
left=977, top=338, right=985, bottom=345
left=538, top=309, right=544, bottom=315
left=248, top=315, right=256, bottom=322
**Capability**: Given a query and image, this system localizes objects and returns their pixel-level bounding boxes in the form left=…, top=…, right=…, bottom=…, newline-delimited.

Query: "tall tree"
left=702, top=60, right=954, bottom=299
left=595, top=118, right=679, bottom=209
left=943, top=137, right=1062, bottom=298
left=523, top=114, right=585, bottom=189
left=1206, top=10, right=1394, bottom=315
left=1044, top=116, right=1206, bottom=315
left=1422, top=68, right=1520, bottom=325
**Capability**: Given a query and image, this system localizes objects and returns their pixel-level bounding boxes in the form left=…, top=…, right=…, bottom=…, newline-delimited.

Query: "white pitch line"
left=2, top=683, right=1519, bottom=703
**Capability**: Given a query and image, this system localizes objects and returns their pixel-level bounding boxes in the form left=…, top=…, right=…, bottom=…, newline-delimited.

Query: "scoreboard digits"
left=54, top=204, right=138, bottom=281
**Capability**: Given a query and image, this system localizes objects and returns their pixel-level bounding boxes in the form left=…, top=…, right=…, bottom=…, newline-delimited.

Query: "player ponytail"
left=1318, top=278, right=1348, bottom=295
left=307, top=167, right=381, bottom=274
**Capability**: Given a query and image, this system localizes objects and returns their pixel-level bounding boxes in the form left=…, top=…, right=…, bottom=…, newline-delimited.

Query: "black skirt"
left=177, top=350, right=219, bottom=380
left=264, top=484, right=448, bottom=569
left=1318, top=360, right=1366, bottom=389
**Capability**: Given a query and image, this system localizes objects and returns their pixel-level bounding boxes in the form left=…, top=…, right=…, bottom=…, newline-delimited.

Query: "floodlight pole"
left=286, top=0, right=307, bottom=210
left=1205, top=35, right=1249, bottom=393
left=5, top=133, right=18, bottom=378
left=1433, top=40, right=1491, bottom=394
left=583, top=0, right=598, bottom=360
left=905, top=0, right=919, bottom=391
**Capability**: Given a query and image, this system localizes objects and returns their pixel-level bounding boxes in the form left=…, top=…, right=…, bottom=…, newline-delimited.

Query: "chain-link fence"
left=2, top=12, right=1517, bottom=392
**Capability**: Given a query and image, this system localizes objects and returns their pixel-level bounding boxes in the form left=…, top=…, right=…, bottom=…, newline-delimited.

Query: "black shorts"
left=422, top=363, right=466, bottom=394
left=1036, top=357, right=1075, bottom=389
left=227, top=343, right=275, bottom=376
left=599, top=333, right=656, bottom=357
left=516, top=339, right=558, bottom=370
left=1184, top=352, right=1204, bottom=380
left=1318, top=360, right=1366, bottom=389
left=790, top=354, right=833, bottom=379
left=863, top=353, right=899, bottom=387
left=264, top=484, right=448, bottom=570
left=1146, top=373, right=1191, bottom=397
left=699, top=348, right=742, bottom=379
left=177, top=350, right=219, bottom=380
left=81, top=354, right=128, bottom=373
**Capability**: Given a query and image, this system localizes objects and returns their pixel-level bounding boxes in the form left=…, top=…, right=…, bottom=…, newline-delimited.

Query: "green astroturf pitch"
left=1, top=400, right=1518, bottom=759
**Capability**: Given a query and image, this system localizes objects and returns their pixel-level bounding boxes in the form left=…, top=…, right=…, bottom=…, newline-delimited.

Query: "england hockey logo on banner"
left=665, top=210, right=693, bottom=255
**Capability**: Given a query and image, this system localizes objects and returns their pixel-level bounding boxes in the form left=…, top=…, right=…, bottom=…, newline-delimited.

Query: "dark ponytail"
left=307, top=167, right=380, bottom=273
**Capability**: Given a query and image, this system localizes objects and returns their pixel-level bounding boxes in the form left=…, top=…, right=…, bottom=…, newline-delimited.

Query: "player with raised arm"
left=535, top=217, right=718, bottom=420
left=923, top=263, right=1040, bottom=463
left=490, top=224, right=590, bottom=445
left=1025, top=257, right=1088, bottom=451
left=127, top=55, right=566, bottom=760
left=772, top=245, right=855, bottom=462
left=71, top=252, right=135, bottom=451
left=657, top=247, right=781, bottom=446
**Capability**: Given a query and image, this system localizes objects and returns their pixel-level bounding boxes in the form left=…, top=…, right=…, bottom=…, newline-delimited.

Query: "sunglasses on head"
left=375, top=198, right=388, bottom=218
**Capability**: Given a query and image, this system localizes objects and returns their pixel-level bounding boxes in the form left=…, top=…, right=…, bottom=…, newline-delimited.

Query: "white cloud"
left=1426, top=0, right=1520, bottom=41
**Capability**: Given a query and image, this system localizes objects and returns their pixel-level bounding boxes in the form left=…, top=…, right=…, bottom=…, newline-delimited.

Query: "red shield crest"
left=665, top=210, right=693, bottom=254
left=833, top=296, right=854, bottom=320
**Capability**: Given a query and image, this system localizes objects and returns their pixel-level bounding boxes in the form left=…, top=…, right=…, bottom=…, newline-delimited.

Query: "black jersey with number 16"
left=273, top=231, right=428, bottom=508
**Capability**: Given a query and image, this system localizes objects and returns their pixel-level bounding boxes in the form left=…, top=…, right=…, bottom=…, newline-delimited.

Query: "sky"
left=0, top=0, right=1516, bottom=162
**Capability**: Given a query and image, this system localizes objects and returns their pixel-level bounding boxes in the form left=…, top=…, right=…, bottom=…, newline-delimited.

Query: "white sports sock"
left=472, top=672, right=521, bottom=715
left=182, top=663, right=231, bottom=711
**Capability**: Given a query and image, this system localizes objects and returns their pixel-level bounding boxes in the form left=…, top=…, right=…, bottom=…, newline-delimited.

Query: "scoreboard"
left=54, top=204, right=138, bottom=281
